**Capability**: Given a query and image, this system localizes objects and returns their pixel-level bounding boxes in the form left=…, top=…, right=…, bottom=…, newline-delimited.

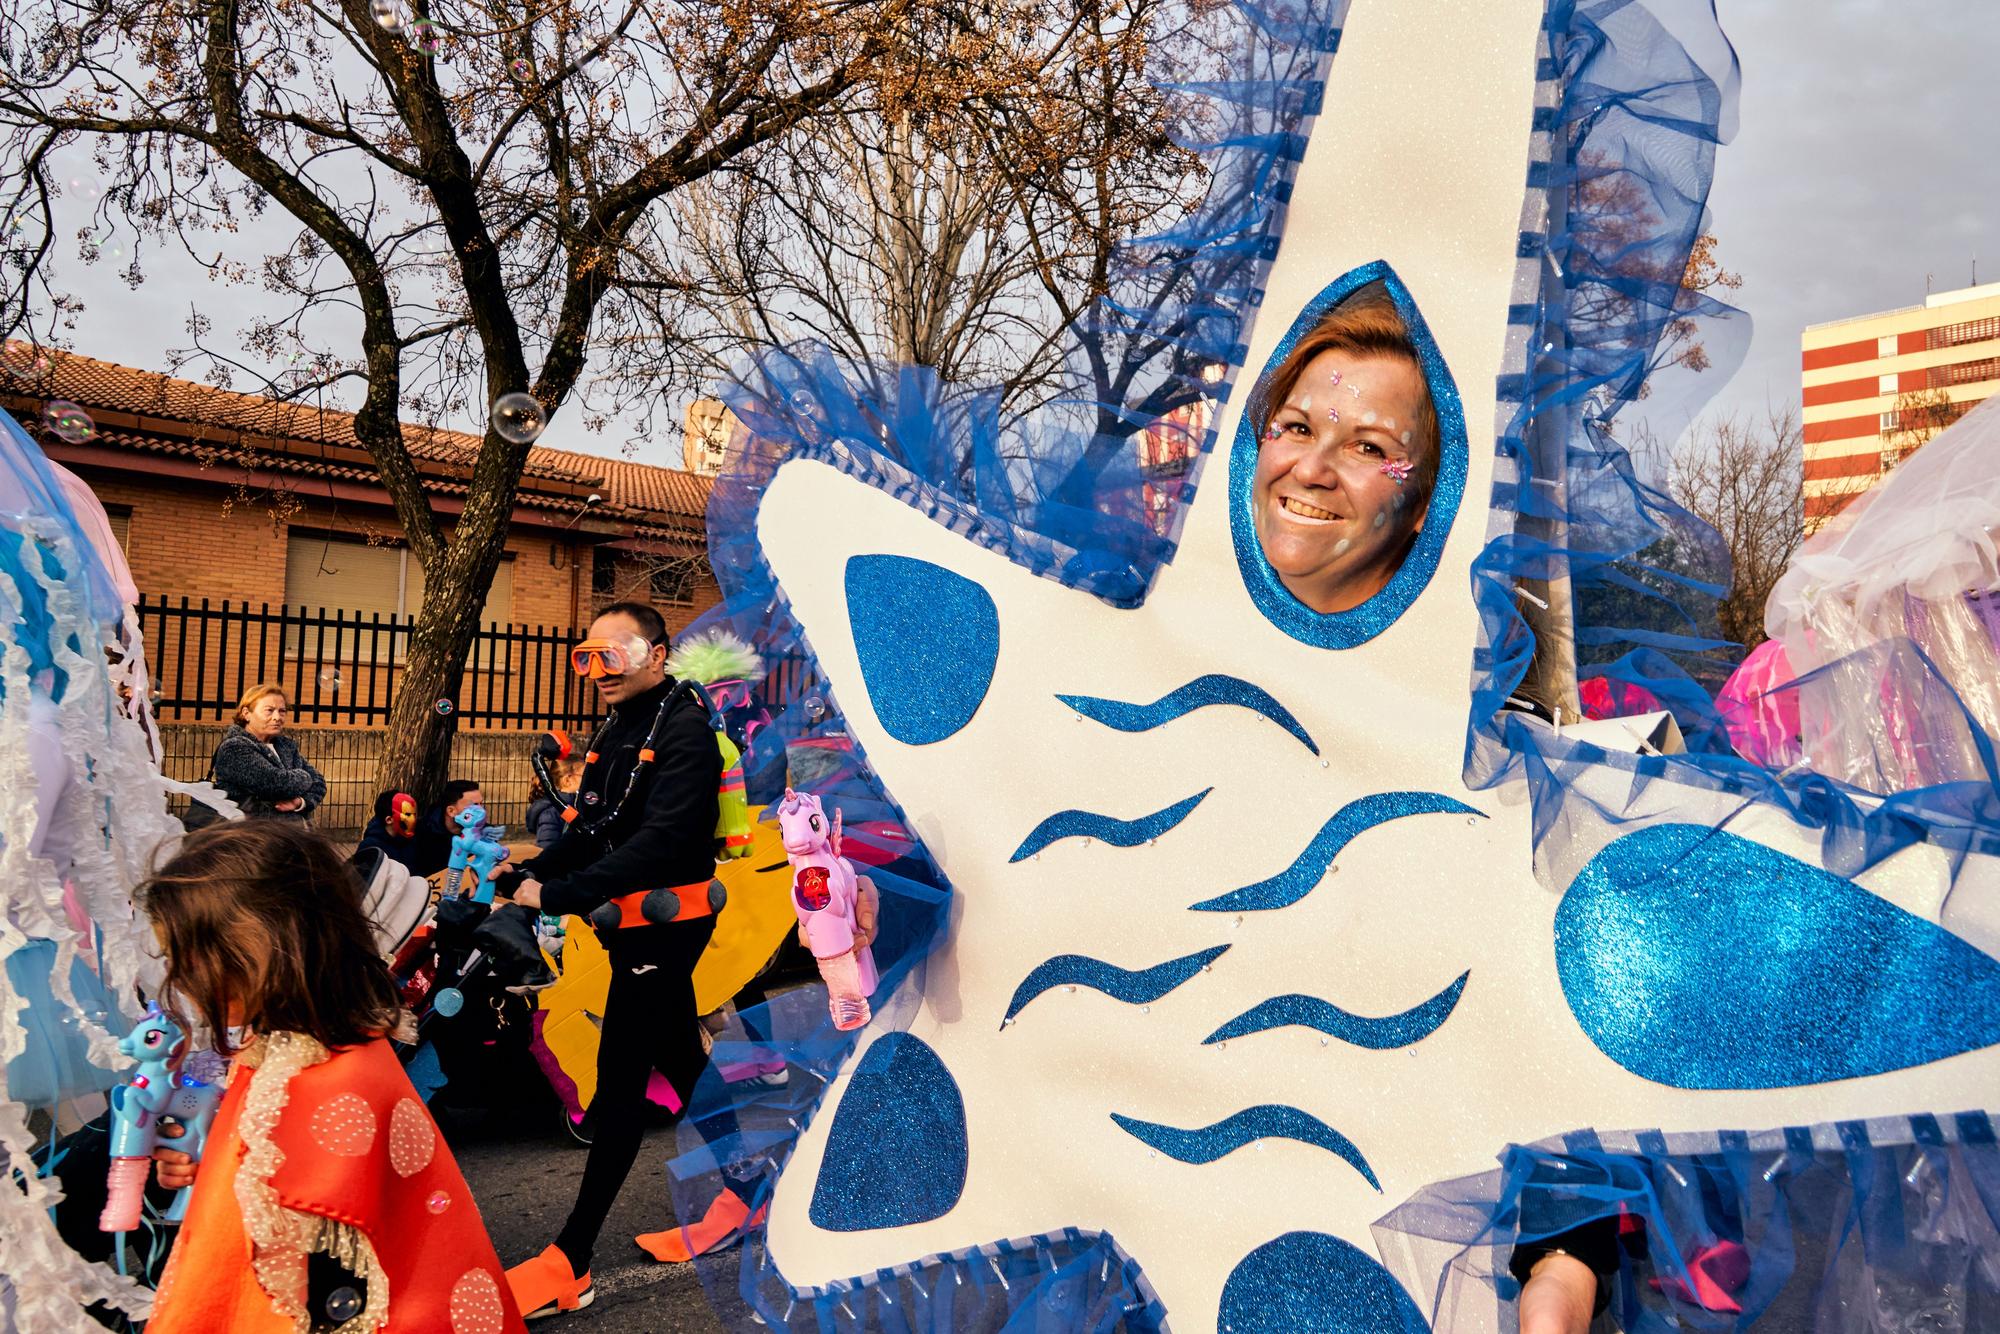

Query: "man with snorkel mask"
left=491, top=602, right=756, bottom=1317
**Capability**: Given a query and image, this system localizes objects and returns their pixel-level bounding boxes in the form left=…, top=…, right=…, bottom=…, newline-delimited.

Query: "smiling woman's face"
left=1252, top=349, right=1431, bottom=613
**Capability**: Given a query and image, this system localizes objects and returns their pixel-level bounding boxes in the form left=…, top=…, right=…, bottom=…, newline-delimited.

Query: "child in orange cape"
left=141, top=820, right=527, bottom=1333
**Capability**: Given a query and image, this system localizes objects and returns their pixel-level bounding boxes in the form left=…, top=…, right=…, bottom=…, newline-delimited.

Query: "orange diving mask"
left=571, top=632, right=657, bottom=679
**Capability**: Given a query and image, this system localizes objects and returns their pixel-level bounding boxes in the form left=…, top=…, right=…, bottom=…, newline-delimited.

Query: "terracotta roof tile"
left=2, top=350, right=712, bottom=536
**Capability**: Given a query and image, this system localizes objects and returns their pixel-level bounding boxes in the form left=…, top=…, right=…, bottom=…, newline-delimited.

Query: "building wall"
left=1800, top=282, right=2000, bottom=526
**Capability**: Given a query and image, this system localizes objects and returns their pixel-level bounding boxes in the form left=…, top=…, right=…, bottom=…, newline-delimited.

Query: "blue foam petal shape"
left=1009, top=788, right=1212, bottom=862
left=1192, top=793, right=1482, bottom=912
left=1220, top=1231, right=1430, bottom=1334
left=810, top=1033, right=968, bottom=1231
left=1557, top=823, right=2000, bottom=1089
left=1002, top=945, right=1230, bottom=1026
left=845, top=554, right=999, bottom=745
left=1204, top=971, right=1469, bottom=1048
left=1057, top=674, right=1318, bottom=754
left=1110, top=1105, right=1380, bottom=1189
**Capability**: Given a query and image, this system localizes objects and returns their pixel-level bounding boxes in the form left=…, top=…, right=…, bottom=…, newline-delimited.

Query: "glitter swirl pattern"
left=1056, top=674, right=1319, bottom=754
left=1003, top=945, right=1231, bottom=1026
left=1110, top=1105, right=1381, bottom=1190
left=1191, top=792, right=1483, bottom=912
left=1203, top=970, right=1469, bottom=1049
left=1008, top=788, right=1212, bottom=862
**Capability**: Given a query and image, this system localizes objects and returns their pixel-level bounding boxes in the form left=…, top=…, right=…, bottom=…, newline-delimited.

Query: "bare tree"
left=1665, top=406, right=1805, bottom=652
left=667, top=0, right=1217, bottom=428
left=0, top=0, right=962, bottom=799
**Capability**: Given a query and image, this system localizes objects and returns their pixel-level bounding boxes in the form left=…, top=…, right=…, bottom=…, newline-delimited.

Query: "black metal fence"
left=136, top=595, right=825, bottom=732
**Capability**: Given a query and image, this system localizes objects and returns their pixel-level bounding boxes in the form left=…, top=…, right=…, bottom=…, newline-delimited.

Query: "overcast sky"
left=32, top=0, right=2000, bottom=461
left=1689, top=1, right=2000, bottom=427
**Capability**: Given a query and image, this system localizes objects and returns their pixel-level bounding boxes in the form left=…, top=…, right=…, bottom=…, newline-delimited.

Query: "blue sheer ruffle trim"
left=1373, top=1112, right=2000, bottom=1334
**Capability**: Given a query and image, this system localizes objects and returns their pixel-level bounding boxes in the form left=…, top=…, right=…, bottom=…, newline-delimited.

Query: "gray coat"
left=210, top=724, right=327, bottom=821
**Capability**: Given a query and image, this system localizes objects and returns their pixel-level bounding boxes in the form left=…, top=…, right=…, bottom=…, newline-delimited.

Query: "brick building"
left=3, top=352, right=722, bottom=733
left=1801, top=280, right=2000, bottom=528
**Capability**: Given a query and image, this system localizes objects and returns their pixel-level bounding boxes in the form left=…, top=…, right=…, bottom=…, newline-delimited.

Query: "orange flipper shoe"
left=635, top=1191, right=766, bottom=1263
left=505, top=1244, right=594, bottom=1320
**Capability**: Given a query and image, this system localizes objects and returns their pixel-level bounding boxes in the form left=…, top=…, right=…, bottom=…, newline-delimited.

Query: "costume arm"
left=537, top=709, right=720, bottom=917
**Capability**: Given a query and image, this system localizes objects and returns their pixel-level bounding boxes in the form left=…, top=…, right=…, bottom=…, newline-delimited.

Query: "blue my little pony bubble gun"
left=101, top=1006, right=222, bottom=1234
left=445, top=804, right=509, bottom=904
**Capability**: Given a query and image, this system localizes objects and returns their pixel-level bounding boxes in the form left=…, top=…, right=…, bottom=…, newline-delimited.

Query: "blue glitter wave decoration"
left=1057, top=674, right=1319, bottom=754
left=1109, top=1105, right=1380, bottom=1189
left=1203, top=970, right=1469, bottom=1049
left=845, top=554, right=999, bottom=745
left=1227, top=260, right=1468, bottom=650
left=1219, top=1231, right=1430, bottom=1334
left=809, top=1033, right=968, bottom=1231
left=1009, top=788, right=1212, bottom=862
left=1002, top=945, right=1230, bottom=1027
left=1557, top=823, right=2000, bottom=1089
left=1192, top=792, right=1482, bottom=912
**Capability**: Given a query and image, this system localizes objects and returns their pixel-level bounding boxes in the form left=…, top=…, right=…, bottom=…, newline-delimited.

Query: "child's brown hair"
left=140, top=820, right=403, bottom=1055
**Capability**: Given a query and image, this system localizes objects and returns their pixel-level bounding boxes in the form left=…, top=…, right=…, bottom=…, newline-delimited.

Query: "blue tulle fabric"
left=1461, top=0, right=2000, bottom=909
left=1372, top=1115, right=2000, bottom=1334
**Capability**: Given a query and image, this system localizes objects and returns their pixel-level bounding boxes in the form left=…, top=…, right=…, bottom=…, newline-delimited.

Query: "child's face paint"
left=1253, top=350, right=1429, bottom=614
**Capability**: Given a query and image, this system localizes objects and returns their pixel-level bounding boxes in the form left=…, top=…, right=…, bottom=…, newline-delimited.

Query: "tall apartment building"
left=1800, top=280, right=2000, bottom=528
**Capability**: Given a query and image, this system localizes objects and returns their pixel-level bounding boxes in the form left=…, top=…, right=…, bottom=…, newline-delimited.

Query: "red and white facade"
left=1801, top=281, right=2000, bottom=527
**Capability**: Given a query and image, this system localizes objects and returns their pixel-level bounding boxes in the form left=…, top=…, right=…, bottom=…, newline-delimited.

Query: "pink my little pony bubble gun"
left=101, top=1005, right=222, bottom=1235
left=778, top=789, right=877, bottom=1031
left=446, top=804, right=510, bottom=905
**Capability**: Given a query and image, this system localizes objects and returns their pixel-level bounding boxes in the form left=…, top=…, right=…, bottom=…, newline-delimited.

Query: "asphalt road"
left=450, top=1112, right=728, bottom=1334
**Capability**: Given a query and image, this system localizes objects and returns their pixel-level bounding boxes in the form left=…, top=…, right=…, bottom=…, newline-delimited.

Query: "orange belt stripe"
left=606, top=880, right=718, bottom=930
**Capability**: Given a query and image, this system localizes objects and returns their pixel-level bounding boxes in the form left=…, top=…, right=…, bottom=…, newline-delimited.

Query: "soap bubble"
left=410, top=18, right=440, bottom=50
left=42, top=400, right=95, bottom=443
left=3, top=340, right=52, bottom=385
left=369, top=0, right=403, bottom=31
left=803, top=696, right=825, bottom=723
left=788, top=388, right=819, bottom=418
left=434, top=698, right=454, bottom=716
left=489, top=391, right=546, bottom=444
left=317, top=666, right=341, bottom=692
left=509, top=57, right=533, bottom=80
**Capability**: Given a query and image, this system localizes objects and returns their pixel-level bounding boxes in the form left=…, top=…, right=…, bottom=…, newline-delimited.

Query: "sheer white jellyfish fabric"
left=1766, top=395, right=2000, bottom=793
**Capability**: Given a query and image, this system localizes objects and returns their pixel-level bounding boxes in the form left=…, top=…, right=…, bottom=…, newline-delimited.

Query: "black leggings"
left=553, top=917, right=744, bottom=1271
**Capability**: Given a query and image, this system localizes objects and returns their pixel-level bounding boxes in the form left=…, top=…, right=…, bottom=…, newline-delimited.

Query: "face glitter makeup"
left=1381, top=459, right=1413, bottom=484
left=1327, top=407, right=1340, bottom=424
left=1299, top=395, right=1312, bottom=412
left=1373, top=512, right=1386, bottom=529
left=1360, top=410, right=1376, bottom=426
left=1332, top=539, right=1351, bottom=557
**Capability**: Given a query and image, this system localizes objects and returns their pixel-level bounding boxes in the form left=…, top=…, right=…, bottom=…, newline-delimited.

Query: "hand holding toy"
left=778, top=789, right=878, bottom=1030
left=445, top=804, right=510, bottom=904
left=101, top=1005, right=221, bottom=1233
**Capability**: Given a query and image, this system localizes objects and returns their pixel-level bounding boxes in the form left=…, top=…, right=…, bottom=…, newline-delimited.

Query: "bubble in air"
left=435, top=698, right=454, bottom=716
left=427, top=1188, right=452, bottom=1214
left=410, top=17, right=440, bottom=50
left=42, top=400, right=95, bottom=443
left=802, top=696, right=825, bottom=723
left=788, top=388, right=820, bottom=418
left=369, top=0, right=403, bottom=30
left=509, top=57, right=533, bottom=80
left=490, top=392, right=547, bottom=444
left=317, top=666, right=341, bottom=693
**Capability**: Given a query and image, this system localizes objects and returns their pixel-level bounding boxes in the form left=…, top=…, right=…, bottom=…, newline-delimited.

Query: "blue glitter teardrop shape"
left=1219, top=1231, right=1429, bottom=1334
left=810, top=1033, right=968, bottom=1231
left=1556, top=824, right=2000, bottom=1089
left=845, top=554, right=999, bottom=745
